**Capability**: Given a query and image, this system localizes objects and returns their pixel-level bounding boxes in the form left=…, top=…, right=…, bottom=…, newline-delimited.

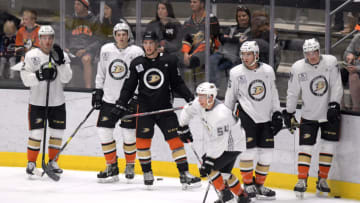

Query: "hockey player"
left=224, top=41, right=283, bottom=200
left=111, top=31, right=201, bottom=189
left=92, top=22, right=144, bottom=183
left=283, top=38, right=343, bottom=199
left=20, top=25, right=72, bottom=177
left=178, top=82, right=250, bottom=203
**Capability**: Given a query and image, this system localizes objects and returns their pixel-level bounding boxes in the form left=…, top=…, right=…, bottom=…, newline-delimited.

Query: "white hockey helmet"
left=196, top=82, right=217, bottom=99
left=303, top=38, right=320, bottom=53
left=113, top=22, right=131, bottom=39
left=38, top=25, right=55, bottom=39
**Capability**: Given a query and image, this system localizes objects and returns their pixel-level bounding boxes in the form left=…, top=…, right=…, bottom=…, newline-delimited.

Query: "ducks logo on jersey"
left=109, top=59, right=128, bottom=80
left=248, top=79, right=266, bottom=101
left=143, top=68, right=164, bottom=89
left=310, top=75, right=328, bottom=96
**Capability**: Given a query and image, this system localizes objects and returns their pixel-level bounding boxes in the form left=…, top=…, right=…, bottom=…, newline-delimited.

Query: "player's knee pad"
left=97, top=127, right=114, bottom=143
left=166, top=137, right=184, bottom=151
left=121, top=128, right=136, bottom=144
left=30, top=129, right=43, bottom=141
left=240, top=148, right=256, bottom=161
left=48, top=128, right=64, bottom=139
left=299, top=145, right=313, bottom=155
left=258, top=148, right=273, bottom=165
left=319, top=140, right=335, bottom=154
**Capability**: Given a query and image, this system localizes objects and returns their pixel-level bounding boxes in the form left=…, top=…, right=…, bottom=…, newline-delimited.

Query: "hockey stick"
left=51, top=107, right=96, bottom=162
left=188, top=142, right=223, bottom=202
left=119, top=106, right=184, bottom=120
left=41, top=58, right=60, bottom=181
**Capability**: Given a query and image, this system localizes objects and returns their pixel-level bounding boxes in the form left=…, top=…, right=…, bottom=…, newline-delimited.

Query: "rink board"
left=0, top=89, right=359, bottom=200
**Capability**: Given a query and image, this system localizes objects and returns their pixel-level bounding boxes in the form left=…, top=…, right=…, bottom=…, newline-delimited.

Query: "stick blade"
left=42, top=162, right=60, bottom=181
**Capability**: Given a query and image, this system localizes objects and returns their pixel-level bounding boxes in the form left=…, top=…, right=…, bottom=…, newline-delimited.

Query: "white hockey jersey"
left=20, top=48, right=72, bottom=106
left=95, top=43, right=144, bottom=104
left=224, top=62, right=281, bottom=123
left=179, top=99, right=243, bottom=159
left=286, top=55, right=343, bottom=120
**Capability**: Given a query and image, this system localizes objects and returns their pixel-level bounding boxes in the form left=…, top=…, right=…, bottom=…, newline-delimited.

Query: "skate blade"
left=316, top=190, right=329, bottom=197
left=145, top=184, right=155, bottom=190
left=181, top=181, right=202, bottom=190
left=27, top=168, right=44, bottom=179
left=97, top=175, right=119, bottom=183
left=295, top=191, right=304, bottom=199
left=256, top=194, right=276, bottom=200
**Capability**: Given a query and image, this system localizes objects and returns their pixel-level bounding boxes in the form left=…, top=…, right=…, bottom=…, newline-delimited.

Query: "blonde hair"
left=23, top=9, right=37, bottom=21
left=3, top=20, right=17, bottom=35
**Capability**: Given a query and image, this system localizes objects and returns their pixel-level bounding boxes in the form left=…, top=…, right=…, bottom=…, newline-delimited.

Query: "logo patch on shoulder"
left=136, top=64, right=144, bottom=72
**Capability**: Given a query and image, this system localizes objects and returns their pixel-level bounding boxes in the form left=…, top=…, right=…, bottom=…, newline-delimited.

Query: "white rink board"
left=0, top=89, right=359, bottom=184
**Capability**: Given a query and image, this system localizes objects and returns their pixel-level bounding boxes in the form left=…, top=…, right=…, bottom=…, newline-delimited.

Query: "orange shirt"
left=15, top=25, right=40, bottom=52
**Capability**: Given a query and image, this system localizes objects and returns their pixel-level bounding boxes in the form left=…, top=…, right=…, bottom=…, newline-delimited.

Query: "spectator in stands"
left=66, top=0, right=100, bottom=88
left=181, top=0, right=220, bottom=70
left=248, top=10, right=281, bottom=71
left=343, top=33, right=360, bottom=112
left=209, top=5, right=251, bottom=87
left=0, top=10, right=21, bottom=35
left=15, top=9, right=40, bottom=61
left=146, top=0, right=182, bottom=56
left=0, top=20, right=17, bottom=79
left=97, top=0, right=134, bottom=44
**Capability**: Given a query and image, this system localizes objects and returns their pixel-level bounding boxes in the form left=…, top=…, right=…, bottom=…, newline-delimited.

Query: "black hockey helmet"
left=143, top=31, right=159, bottom=41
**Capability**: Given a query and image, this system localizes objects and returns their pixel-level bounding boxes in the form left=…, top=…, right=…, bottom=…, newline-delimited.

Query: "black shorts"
left=136, top=106, right=179, bottom=140
left=96, top=102, right=136, bottom=129
left=299, top=118, right=340, bottom=145
left=213, top=151, right=241, bottom=173
left=238, top=109, right=274, bottom=149
left=28, top=104, right=66, bottom=130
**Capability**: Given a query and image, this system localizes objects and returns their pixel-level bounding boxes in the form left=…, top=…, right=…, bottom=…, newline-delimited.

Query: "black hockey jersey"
left=119, top=53, right=194, bottom=111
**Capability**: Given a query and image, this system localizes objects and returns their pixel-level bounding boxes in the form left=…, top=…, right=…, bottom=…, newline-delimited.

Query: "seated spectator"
left=98, top=0, right=134, bottom=44
left=0, top=11, right=21, bottom=34
left=181, top=0, right=220, bottom=70
left=209, top=5, right=251, bottom=87
left=66, top=0, right=100, bottom=88
left=249, top=10, right=281, bottom=71
left=0, top=20, right=17, bottom=79
left=343, top=33, right=360, bottom=112
left=15, top=9, right=40, bottom=61
left=145, top=0, right=182, bottom=56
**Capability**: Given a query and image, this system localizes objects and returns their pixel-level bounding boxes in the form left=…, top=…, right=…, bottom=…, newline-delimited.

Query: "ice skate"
left=26, top=161, right=42, bottom=178
left=316, top=177, right=330, bottom=197
left=219, top=188, right=237, bottom=203
left=237, top=192, right=251, bottom=203
left=243, top=183, right=257, bottom=200
left=143, top=171, right=154, bottom=189
left=97, top=162, right=119, bottom=183
left=179, top=171, right=201, bottom=190
left=124, top=163, right=135, bottom=180
left=255, top=184, right=276, bottom=200
left=294, top=178, right=307, bottom=199
left=47, top=160, right=63, bottom=174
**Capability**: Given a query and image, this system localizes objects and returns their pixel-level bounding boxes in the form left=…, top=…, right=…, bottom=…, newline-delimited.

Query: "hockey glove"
left=177, top=125, right=193, bottom=143
left=51, top=44, right=65, bottom=65
left=91, top=89, right=104, bottom=110
left=327, top=102, right=341, bottom=124
left=35, top=67, right=57, bottom=81
left=199, top=156, right=215, bottom=177
left=271, top=111, right=283, bottom=136
left=282, top=109, right=298, bottom=134
left=126, top=94, right=138, bottom=114
left=232, top=102, right=241, bottom=119
left=111, top=100, right=130, bottom=122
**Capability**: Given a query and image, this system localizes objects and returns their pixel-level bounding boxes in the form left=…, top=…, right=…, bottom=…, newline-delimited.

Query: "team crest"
left=143, top=68, right=164, bottom=89
left=310, top=75, right=328, bottom=96
left=248, top=79, right=266, bottom=101
left=108, top=59, right=128, bottom=80
left=31, top=57, right=41, bottom=66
